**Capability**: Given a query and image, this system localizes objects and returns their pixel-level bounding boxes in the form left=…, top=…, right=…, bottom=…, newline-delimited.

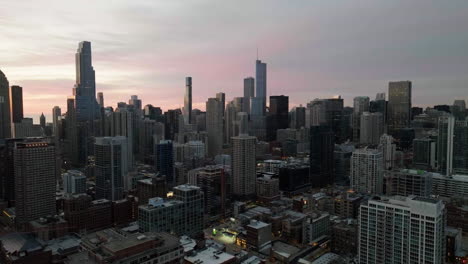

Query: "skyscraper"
left=289, top=105, right=306, bottom=129
left=266, top=95, right=289, bottom=141
left=358, top=196, right=445, bottom=264
left=128, top=95, right=142, bottom=115
left=52, top=106, right=61, bottom=136
left=388, top=81, right=412, bottom=135
left=97, top=92, right=104, bottom=107
left=309, top=125, right=334, bottom=188
left=255, top=60, right=267, bottom=115
left=232, top=132, right=256, bottom=198
left=437, top=115, right=454, bottom=176
left=352, top=96, right=370, bottom=142
left=350, top=148, right=383, bottom=194
left=72, top=41, right=99, bottom=123
left=183, top=77, right=192, bottom=125
left=379, top=134, right=396, bottom=170
left=95, top=136, right=128, bottom=201
left=0, top=70, right=11, bottom=139
left=453, top=120, right=468, bottom=174
left=40, top=113, right=46, bottom=128
left=9, top=85, right=23, bottom=123
left=243, top=77, right=255, bottom=114
left=206, top=97, right=223, bottom=157
left=359, top=112, right=384, bottom=145
left=14, top=138, right=56, bottom=225
left=155, top=140, right=174, bottom=185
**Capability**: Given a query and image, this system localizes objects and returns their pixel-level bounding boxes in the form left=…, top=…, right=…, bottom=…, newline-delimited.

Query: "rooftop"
left=185, top=246, right=236, bottom=264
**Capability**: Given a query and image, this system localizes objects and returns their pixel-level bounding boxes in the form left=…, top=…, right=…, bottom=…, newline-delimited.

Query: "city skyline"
left=1, top=1, right=468, bottom=122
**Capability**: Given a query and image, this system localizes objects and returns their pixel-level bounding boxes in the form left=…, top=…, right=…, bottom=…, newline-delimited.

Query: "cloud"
left=1, top=0, right=467, bottom=121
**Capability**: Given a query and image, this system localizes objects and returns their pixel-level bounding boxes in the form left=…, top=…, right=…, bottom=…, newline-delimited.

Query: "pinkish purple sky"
left=1, top=0, right=468, bottom=122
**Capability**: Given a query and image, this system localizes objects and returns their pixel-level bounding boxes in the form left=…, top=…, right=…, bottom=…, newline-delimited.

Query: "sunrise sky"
left=1, top=0, right=468, bottom=122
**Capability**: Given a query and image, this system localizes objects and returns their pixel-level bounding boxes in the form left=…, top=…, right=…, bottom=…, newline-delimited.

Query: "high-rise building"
left=164, top=109, right=181, bottom=140
left=243, top=77, right=255, bottom=114
left=14, top=139, right=56, bottom=225
left=266, top=95, right=289, bottom=141
left=9, top=85, right=23, bottom=123
left=155, top=140, right=174, bottom=185
left=306, top=97, right=347, bottom=142
left=350, top=148, right=383, bottom=194
left=289, top=105, right=306, bottom=129
left=138, top=119, right=164, bottom=163
left=309, top=126, right=334, bottom=188
left=110, top=108, right=134, bottom=171
left=453, top=120, right=468, bottom=174
left=413, top=137, right=436, bottom=170
left=206, top=97, right=223, bottom=157
left=255, top=60, right=267, bottom=115
left=232, top=133, right=256, bottom=198
left=97, top=92, right=104, bottom=107
left=40, top=113, right=46, bottom=128
left=95, top=136, right=129, bottom=201
left=387, top=81, right=412, bottom=135
left=72, top=41, right=99, bottom=123
left=384, top=169, right=433, bottom=197
left=334, top=143, right=355, bottom=185
left=224, top=98, right=243, bottom=143
left=437, top=115, right=454, bottom=176
left=52, top=106, right=61, bottom=136
left=352, top=96, right=370, bottom=142
left=358, top=196, right=445, bottom=264
left=379, top=134, right=396, bottom=170
left=216, top=92, right=225, bottom=117
left=63, top=170, right=87, bottom=194
left=128, top=95, right=142, bottom=117
left=139, top=184, right=204, bottom=237
left=0, top=70, right=11, bottom=139
left=359, top=112, right=384, bottom=145
left=183, top=77, right=192, bottom=125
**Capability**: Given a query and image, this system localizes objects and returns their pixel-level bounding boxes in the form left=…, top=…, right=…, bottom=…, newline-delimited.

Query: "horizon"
left=1, top=1, right=468, bottom=123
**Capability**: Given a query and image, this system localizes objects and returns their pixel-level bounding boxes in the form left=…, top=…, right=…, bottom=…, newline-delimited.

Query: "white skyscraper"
left=232, top=131, right=256, bottom=197
left=351, top=148, right=383, bottom=194
left=359, top=196, right=445, bottom=264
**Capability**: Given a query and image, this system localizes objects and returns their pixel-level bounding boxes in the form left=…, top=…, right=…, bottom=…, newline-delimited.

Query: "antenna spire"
left=256, top=47, right=258, bottom=60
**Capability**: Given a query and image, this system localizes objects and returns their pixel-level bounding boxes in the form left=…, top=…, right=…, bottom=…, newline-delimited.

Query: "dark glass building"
left=310, top=125, right=335, bottom=188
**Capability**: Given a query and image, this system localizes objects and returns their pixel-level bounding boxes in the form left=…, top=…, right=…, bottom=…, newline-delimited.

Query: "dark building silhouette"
left=0, top=70, right=11, bottom=139
left=310, top=126, right=335, bottom=188
left=278, top=164, right=310, bottom=195
left=9, top=85, right=23, bottom=123
left=266, top=95, right=289, bottom=141
left=155, top=140, right=174, bottom=186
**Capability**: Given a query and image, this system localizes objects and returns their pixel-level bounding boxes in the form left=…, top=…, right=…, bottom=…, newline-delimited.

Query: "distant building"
left=359, top=112, right=384, bottom=145
left=9, top=85, right=23, bottom=123
left=183, top=77, right=192, bottom=124
left=413, top=137, right=436, bottom=170
left=256, top=173, right=280, bottom=202
left=63, top=170, right=86, bottom=194
left=350, top=148, right=383, bottom=194
left=95, top=137, right=129, bottom=201
left=309, top=125, right=334, bottom=188
left=384, top=169, right=433, bottom=197
left=232, top=133, right=256, bottom=198
left=387, top=81, right=412, bottom=135
left=136, top=175, right=167, bottom=205
left=352, top=96, right=370, bottom=142
left=155, top=140, right=174, bottom=185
